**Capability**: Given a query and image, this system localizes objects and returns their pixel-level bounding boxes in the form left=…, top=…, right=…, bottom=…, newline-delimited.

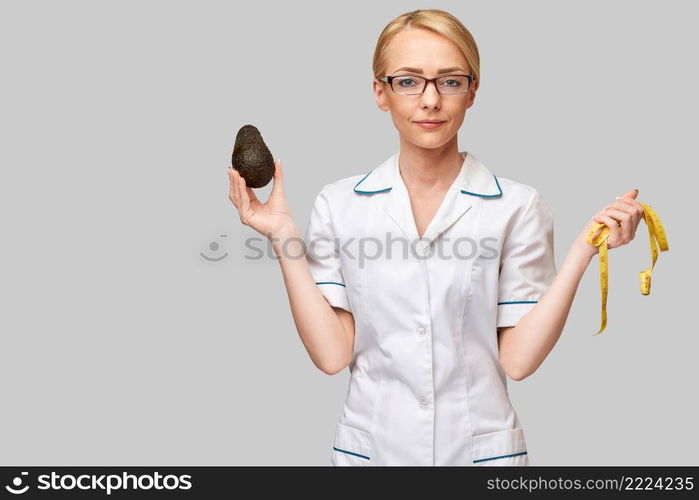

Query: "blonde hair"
left=372, top=9, right=480, bottom=92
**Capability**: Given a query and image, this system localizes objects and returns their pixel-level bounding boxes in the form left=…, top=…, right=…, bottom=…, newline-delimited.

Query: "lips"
left=414, top=120, right=445, bottom=123
left=414, top=120, right=446, bottom=130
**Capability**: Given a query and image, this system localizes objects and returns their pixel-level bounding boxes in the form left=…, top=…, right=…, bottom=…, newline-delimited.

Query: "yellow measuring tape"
left=586, top=202, right=669, bottom=335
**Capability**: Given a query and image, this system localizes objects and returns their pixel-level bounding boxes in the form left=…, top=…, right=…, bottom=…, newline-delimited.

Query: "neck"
left=397, top=141, right=464, bottom=191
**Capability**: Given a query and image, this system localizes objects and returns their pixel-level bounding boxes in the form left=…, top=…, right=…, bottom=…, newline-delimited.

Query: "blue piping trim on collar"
left=353, top=170, right=392, bottom=194
left=460, top=174, right=503, bottom=198
left=353, top=169, right=503, bottom=197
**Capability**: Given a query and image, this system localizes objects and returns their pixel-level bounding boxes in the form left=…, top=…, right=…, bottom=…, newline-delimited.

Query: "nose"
left=419, top=80, right=441, bottom=108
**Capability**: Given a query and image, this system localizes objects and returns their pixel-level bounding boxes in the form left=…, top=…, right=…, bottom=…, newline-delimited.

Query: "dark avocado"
left=231, top=124, right=275, bottom=188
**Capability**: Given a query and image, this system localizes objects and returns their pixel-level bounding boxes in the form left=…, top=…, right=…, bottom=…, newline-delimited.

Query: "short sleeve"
left=496, top=189, right=557, bottom=328
left=304, top=185, right=352, bottom=313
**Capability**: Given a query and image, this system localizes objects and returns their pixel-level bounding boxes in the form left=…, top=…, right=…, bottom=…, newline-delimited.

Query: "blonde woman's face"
left=373, top=28, right=476, bottom=148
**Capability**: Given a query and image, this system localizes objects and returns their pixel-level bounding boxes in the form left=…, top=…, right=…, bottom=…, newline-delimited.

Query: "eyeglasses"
left=379, top=74, right=474, bottom=95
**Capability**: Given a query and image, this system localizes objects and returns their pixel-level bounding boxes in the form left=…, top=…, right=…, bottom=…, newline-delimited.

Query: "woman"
left=227, top=9, right=645, bottom=466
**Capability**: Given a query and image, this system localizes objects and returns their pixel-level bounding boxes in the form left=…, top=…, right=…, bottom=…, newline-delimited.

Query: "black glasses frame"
left=379, top=74, right=474, bottom=95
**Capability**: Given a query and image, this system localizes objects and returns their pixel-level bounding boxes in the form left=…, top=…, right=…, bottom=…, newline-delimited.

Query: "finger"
left=593, top=214, right=622, bottom=246
left=608, top=201, right=637, bottom=220
left=233, top=169, right=243, bottom=208
left=615, top=197, right=645, bottom=220
left=602, top=208, right=631, bottom=224
left=611, top=200, right=643, bottom=233
left=612, top=198, right=638, bottom=213
left=239, top=175, right=251, bottom=223
left=271, top=159, right=284, bottom=197
left=238, top=171, right=247, bottom=208
left=618, top=188, right=639, bottom=200
left=600, top=202, right=634, bottom=221
left=596, top=205, right=615, bottom=218
left=603, top=208, right=633, bottom=241
left=228, top=168, right=240, bottom=208
left=246, top=186, right=260, bottom=204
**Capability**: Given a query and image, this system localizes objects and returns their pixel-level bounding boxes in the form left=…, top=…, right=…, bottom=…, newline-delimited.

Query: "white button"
left=418, top=399, right=429, bottom=409
left=415, top=241, right=430, bottom=256
left=416, top=325, right=426, bottom=337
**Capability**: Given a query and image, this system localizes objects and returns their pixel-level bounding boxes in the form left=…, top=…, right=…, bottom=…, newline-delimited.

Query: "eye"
left=440, top=79, right=463, bottom=87
left=396, top=77, right=418, bottom=87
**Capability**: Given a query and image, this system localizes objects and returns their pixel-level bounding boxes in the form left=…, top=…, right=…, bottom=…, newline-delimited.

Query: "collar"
left=353, top=150, right=503, bottom=198
left=353, top=151, right=503, bottom=246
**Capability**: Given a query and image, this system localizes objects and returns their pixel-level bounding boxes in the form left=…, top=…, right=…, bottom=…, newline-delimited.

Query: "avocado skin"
left=231, top=124, right=275, bottom=188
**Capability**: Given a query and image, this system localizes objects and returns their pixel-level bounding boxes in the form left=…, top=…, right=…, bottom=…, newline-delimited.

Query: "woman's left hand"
left=575, top=188, right=645, bottom=258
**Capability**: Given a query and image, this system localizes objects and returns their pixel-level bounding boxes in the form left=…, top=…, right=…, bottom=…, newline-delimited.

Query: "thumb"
left=618, top=188, right=639, bottom=200
left=271, top=158, right=284, bottom=195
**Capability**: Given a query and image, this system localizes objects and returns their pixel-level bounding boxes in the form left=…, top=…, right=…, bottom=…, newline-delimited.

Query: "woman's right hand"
left=228, top=159, right=295, bottom=239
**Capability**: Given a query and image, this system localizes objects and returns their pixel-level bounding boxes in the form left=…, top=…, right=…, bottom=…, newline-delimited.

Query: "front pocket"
left=472, top=427, right=529, bottom=466
left=331, top=422, right=373, bottom=466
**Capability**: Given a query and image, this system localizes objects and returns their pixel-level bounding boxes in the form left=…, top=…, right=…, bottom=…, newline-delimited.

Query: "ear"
left=465, top=88, right=476, bottom=110
left=465, top=76, right=478, bottom=109
left=373, top=78, right=390, bottom=112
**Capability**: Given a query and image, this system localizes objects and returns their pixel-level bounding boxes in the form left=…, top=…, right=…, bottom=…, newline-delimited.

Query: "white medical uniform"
left=303, top=150, right=557, bottom=466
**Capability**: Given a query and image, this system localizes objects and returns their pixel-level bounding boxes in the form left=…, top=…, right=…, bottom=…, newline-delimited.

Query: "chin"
left=411, top=132, right=453, bottom=148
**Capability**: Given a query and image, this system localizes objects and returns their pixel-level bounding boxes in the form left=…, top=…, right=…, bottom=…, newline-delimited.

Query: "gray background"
left=0, top=0, right=695, bottom=465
